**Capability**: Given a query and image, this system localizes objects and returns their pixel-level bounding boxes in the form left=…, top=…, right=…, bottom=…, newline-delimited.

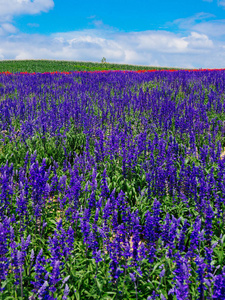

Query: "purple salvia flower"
left=88, top=191, right=96, bottom=209
left=169, top=253, right=191, bottom=300
left=131, top=215, right=141, bottom=264
left=41, top=221, right=47, bottom=238
left=45, top=272, right=49, bottom=281
left=17, top=250, right=24, bottom=299
left=100, top=169, right=110, bottom=198
left=91, top=167, right=97, bottom=190
left=29, top=249, right=35, bottom=277
left=93, top=249, right=102, bottom=264
left=130, top=272, right=136, bottom=282
left=80, top=208, right=91, bottom=251
left=189, top=216, right=202, bottom=257
left=10, top=247, right=20, bottom=286
left=195, top=255, right=206, bottom=299
left=0, top=221, right=9, bottom=286
left=178, top=219, right=189, bottom=252
left=16, top=189, right=28, bottom=233
left=0, top=166, right=14, bottom=218
left=49, top=260, right=61, bottom=293
left=58, top=175, right=67, bottom=194
left=152, top=199, right=161, bottom=233
left=102, top=198, right=111, bottom=225
left=144, top=211, right=155, bottom=245
left=205, top=201, right=214, bottom=247
left=147, top=291, right=159, bottom=300
left=62, top=284, right=70, bottom=300
left=96, top=196, right=103, bottom=210
left=60, top=275, right=70, bottom=289
left=64, top=226, right=74, bottom=258
left=37, top=281, right=48, bottom=300
left=31, top=248, right=49, bottom=294
left=161, top=214, right=180, bottom=252
left=212, top=266, right=225, bottom=299
left=30, top=249, right=35, bottom=261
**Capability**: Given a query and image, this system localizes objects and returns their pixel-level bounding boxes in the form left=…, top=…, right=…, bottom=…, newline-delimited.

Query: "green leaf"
left=75, top=291, right=80, bottom=300
left=96, top=278, right=103, bottom=292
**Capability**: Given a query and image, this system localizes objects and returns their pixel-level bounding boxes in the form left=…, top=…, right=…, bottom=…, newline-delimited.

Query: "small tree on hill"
left=101, top=57, right=106, bottom=63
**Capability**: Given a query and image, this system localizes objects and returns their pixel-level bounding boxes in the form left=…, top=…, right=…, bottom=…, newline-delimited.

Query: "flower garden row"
left=0, top=69, right=225, bottom=299
left=1, top=68, right=225, bottom=75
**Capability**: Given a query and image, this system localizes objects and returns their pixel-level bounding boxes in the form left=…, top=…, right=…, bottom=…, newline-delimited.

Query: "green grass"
left=0, top=59, right=177, bottom=73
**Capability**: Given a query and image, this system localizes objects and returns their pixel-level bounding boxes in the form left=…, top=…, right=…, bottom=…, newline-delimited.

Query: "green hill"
left=0, top=59, right=175, bottom=73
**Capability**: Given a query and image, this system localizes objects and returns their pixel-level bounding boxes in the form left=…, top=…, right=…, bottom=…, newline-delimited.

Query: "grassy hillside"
left=0, top=59, right=175, bottom=73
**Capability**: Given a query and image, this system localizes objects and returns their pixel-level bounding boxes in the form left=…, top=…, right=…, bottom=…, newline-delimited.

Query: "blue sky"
left=1, top=0, right=225, bottom=68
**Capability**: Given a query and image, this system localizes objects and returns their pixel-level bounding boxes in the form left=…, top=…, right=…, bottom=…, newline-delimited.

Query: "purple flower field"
left=0, top=69, right=225, bottom=299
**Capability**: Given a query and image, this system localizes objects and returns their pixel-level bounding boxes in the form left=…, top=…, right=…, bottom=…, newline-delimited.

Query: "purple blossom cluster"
left=0, top=70, right=225, bottom=299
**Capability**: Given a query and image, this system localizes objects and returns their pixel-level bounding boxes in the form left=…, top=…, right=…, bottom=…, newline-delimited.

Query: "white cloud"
left=0, top=0, right=54, bottom=21
left=27, top=23, right=40, bottom=27
left=1, top=23, right=17, bottom=33
left=218, top=0, right=225, bottom=7
left=172, top=13, right=215, bottom=30
left=87, top=15, right=96, bottom=19
left=0, top=22, right=18, bottom=35
left=193, top=20, right=225, bottom=37
left=0, top=28, right=220, bottom=68
left=15, top=50, right=34, bottom=59
left=92, top=20, right=104, bottom=28
left=172, top=13, right=225, bottom=42
left=202, top=0, right=225, bottom=6
left=118, top=31, right=189, bottom=53
left=183, top=32, right=213, bottom=49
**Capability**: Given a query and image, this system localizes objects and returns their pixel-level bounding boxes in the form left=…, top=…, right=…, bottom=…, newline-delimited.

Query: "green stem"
left=20, top=267, right=23, bottom=299
left=121, top=263, right=127, bottom=298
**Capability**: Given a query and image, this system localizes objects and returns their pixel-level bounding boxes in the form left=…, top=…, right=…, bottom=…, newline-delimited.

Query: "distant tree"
left=101, top=57, right=106, bottom=63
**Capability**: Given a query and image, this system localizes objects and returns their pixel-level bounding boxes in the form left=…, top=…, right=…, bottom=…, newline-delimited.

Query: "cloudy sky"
left=0, top=0, right=225, bottom=68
